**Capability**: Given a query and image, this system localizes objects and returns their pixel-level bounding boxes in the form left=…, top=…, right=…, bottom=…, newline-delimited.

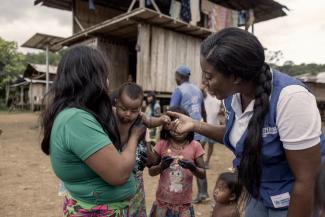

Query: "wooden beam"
left=127, top=0, right=137, bottom=13
left=151, top=0, right=162, bottom=14
left=74, top=15, right=85, bottom=31
left=139, top=0, right=145, bottom=8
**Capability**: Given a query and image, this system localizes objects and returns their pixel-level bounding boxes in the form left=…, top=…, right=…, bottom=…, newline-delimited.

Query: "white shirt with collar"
left=228, top=85, right=322, bottom=150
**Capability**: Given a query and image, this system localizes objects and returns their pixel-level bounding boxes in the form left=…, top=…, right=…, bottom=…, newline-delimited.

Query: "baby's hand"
left=131, top=117, right=146, bottom=141
left=137, top=151, right=148, bottom=171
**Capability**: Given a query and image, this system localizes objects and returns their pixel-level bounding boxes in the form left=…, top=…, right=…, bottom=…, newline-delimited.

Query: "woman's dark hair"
left=41, top=45, right=121, bottom=154
left=314, top=162, right=325, bottom=216
left=201, top=27, right=272, bottom=198
left=117, top=82, right=144, bottom=101
left=160, top=106, right=194, bottom=142
left=109, top=89, right=118, bottom=107
left=147, top=91, right=157, bottom=116
left=218, top=172, right=242, bottom=202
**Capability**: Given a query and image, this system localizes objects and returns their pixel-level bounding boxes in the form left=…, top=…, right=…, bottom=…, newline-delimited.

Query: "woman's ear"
left=233, top=76, right=242, bottom=85
left=229, top=193, right=236, bottom=202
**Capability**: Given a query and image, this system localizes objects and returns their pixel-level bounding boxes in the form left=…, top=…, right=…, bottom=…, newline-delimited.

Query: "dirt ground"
left=0, top=112, right=234, bottom=217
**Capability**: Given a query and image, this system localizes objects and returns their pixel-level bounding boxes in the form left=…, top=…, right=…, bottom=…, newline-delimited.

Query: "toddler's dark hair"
left=117, top=82, right=144, bottom=100
left=160, top=106, right=194, bottom=142
left=218, top=172, right=242, bottom=202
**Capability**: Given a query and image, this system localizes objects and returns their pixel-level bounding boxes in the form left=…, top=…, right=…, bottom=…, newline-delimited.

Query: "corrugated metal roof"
left=23, top=63, right=57, bottom=79
left=30, top=64, right=57, bottom=74
left=21, top=33, right=65, bottom=52
left=10, top=79, right=54, bottom=87
left=296, top=72, right=325, bottom=83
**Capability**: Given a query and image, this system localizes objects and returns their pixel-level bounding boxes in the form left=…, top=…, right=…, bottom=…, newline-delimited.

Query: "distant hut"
left=297, top=72, right=325, bottom=120
left=10, top=64, right=57, bottom=111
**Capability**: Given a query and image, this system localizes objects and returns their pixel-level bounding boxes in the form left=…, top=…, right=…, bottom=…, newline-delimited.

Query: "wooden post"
left=5, top=84, right=9, bottom=106
left=20, top=86, right=24, bottom=109
left=30, top=83, right=34, bottom=111
left=139, top=0, right=145, bottom=8
left=45, top=45, right=49, bottom=94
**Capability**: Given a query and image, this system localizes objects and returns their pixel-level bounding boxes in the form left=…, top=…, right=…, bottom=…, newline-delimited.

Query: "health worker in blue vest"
left=167, top=27, right=325, bottom=217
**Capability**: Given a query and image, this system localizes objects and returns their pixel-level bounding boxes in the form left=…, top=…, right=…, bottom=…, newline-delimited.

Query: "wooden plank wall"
left=73, top=0, right=124, bottom=33
left=28, top=83, right=45, bottom=107
left=74, top=37, right=129, bottom=91
left=97, top=38, right=129, bottom=91
left=136, top=24, right=151, bottom=91
left=137, top=24, right=203, bottom=93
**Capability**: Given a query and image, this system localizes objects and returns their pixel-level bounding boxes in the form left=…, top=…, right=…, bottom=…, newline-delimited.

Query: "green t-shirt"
left=50, top=108, right=136, bottom=204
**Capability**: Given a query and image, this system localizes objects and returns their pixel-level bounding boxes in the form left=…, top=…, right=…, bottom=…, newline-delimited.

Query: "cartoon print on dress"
left=169, top=162, right=184, bottom=193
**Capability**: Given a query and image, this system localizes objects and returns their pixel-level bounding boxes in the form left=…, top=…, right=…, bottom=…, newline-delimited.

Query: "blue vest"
left=178, top=82, right=203, bottom=141
left=223, top=70, right=325, bottom=209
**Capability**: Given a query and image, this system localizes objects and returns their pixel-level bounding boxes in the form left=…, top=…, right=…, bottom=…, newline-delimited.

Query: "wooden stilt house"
left=34, top=0, right=287, bottom=101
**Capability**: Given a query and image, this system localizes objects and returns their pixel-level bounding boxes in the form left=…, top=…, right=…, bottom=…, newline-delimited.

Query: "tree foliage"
left=266, top=50, right=325, bottom=76
left=24, top=49, right=65, bottom=66
left=0, top=37, right=64, bottom=99
left=274, top=63, right=325, bottom=76
left=0, top=37, right=26, bottom=99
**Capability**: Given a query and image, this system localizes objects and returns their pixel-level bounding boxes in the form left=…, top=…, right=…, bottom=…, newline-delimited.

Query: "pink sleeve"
left=193, top=141, right=205, bottom=159
left=154, top=140, right=166, bottom=156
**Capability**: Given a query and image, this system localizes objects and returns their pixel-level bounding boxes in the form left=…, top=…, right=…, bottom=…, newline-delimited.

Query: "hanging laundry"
left=202, top=0, right=238, bottom=31
left=216, top=5, right=228, bottom=31
left=180, top=0, right=191, bottom=22
left=238, top=10, right=247, bottom=26
left=208, top=6, right=217, bottom=31
left=146, top=0, right=152, bottom=6
left=232, top=10, right=239, bottom=27
left=201, top=0, right=213, bottom=15
left=208, top=4, right=228, bottom=32
left=89, top=0, right=95, bottom=10
left=170, top=0, right=181, bottom=19
left=247, top=9, right=255, bottom=26
left=190, top=0, right=201, bottom=25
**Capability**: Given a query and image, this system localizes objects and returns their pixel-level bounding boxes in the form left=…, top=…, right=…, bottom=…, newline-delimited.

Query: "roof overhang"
left=210, top=0, right=288, bottom=23
left=23, top=64, right=57, bottom=79
left=34, top=0, right=288, bottom=23
left=56, top=8, right=213, bottom=47
left=34, top=0, right=72, bottom=11
left=21, top=33, right=65, bottom=52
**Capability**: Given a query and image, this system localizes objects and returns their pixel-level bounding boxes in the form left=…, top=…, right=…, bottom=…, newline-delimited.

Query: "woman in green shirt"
left=41, top=45, right=145, bottom=216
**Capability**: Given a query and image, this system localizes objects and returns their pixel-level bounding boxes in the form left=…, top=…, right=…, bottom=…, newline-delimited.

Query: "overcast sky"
left=0, top=0, right=324, bottom=64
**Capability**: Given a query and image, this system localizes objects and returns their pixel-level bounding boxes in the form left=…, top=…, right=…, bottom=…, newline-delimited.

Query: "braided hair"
left=201, top=27, right=272, bottom=197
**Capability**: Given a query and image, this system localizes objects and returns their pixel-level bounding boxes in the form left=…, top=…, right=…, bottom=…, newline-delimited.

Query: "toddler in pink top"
left=149, top=107, right=206, bottom=217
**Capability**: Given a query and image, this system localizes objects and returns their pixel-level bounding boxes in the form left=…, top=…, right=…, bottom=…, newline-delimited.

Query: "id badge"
left=270, top=192, right=290, bottom=208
